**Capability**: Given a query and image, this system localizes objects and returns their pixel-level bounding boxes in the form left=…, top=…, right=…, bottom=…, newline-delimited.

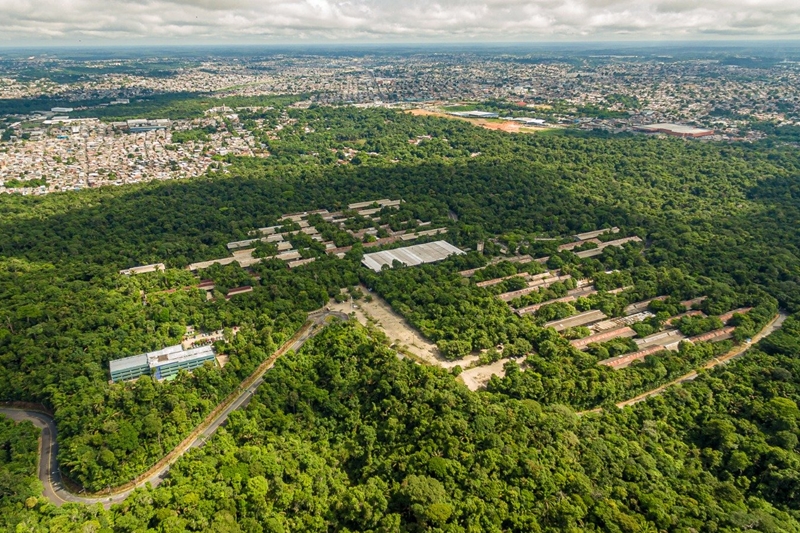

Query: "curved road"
left=0, top=310, right=348, bottom=508
left=579, top=311, right=789, bottom=415
left=615, top=311, right=788, bottom=409
left=4, top=310, right=787, bottom=506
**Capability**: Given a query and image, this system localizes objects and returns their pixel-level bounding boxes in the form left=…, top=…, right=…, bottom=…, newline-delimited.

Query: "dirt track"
left=615, top=312, right=787, bottom=409
left=459, top=357, right=523, bottom=391
left=0, top=310, right=343, bottom=508
left=580, top=312, right=789, bottom=415
left=329, top=288, right=478, bottom=369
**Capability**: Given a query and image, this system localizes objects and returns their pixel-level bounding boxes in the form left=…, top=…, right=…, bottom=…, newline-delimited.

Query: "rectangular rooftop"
left=361, top=240, right=464, bottom=272
left=120, top=263, right=165, bottom=276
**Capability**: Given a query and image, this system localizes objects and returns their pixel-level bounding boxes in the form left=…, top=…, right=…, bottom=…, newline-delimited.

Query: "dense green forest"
left=362, top=251, right=777, bottom=409
left=0, top=416, right=41, bottom=506
left=2, top=108, right=798, bottom=306
left=0, top=256, right=361, bottom=490
left=0, top=106, right=799, bottom=529
left=3, top=317, right=800, bottom=531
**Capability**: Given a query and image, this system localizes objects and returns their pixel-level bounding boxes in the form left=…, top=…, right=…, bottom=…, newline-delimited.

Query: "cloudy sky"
left=1, top=0, right=798, bottom=44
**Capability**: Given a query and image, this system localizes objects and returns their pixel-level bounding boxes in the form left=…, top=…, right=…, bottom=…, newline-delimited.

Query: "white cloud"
left=0, top=0, right=798, bottom=43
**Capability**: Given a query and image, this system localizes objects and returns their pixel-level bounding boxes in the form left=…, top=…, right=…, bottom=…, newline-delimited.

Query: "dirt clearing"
left=458, top=358, right=523, bottom=391
left=406, top=109, right=550, bottom=134
left=329, top=286, right=478, bottom=369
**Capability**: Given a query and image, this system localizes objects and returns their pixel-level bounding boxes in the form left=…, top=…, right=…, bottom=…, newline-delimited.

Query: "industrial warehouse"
left=360, top=240, right=465, bottom=272
left=636, top=123, right=714, bottom=138
left=109, top=344, right=217, bottom=382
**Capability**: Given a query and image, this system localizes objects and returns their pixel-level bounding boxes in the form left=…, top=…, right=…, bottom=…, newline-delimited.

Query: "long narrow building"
left=570, top=326, right=637, bottom=350
left=109, top=344, right=217, bottom=382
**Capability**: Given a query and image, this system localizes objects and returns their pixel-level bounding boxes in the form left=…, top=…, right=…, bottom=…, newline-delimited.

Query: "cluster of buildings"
left=186, top=198, right=449, bottom=271
left=3, top=51, right=798, bottom=145
left=635, top=123, right=715, bottom=138
left=120, top=263, right=165, bottom=276
left=361, top=240, right=464, bottom=272
left=470, top=243, right=754, bottom=371
left=448, top=110, right=499, bottom=119
left=120, top=197, right=458, bottom=276
left=1, top=52, right=798, bottom=194
left=0, top=58, right=265, bottom=101
left=124, top=119, right=171, bottom=133
left=110, top=199, right=469, bottom=382
left=0, top=111, right=268, bottom=194
left=451, top=231, right=757, bottom=386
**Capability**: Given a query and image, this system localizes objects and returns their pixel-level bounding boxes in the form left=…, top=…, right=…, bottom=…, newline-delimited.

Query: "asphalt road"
left=0, top=310, right=347, bottom=508
left=4, top=310, right=789, bottom=505
left=0, top=409, right=67, bottom=504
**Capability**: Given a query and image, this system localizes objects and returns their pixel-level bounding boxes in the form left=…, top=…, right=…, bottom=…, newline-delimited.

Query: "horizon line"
left=2, top=38, right=800, bottom=50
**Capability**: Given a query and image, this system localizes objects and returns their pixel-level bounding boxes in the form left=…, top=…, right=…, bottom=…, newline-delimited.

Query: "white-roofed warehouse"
left=361, top=241, right=464, bottom=272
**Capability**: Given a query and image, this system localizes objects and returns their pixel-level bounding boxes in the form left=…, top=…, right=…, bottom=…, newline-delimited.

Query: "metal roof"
left=147, top=345, right=215, bottom=367
left=574, top=227, right=619, bottom=241
left=110, top=345, right=215, bottom=373
left=638, top=123, right=713, bottom=135
left=361, top=240, right=464, bottom=272
left=348, top=199, right=398, bottom=209
left=109, top=354, right=148, bottom=372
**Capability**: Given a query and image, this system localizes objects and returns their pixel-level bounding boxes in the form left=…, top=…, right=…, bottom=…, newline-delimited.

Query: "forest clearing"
left=328, top=286, right=476, bottom=369
left=407, top=108, right=550, bottom=133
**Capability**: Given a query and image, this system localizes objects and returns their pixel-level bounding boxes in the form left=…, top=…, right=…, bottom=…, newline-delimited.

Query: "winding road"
left=1, top=310, right=788, bottom=506
left=0, top=310, right=347, bottom=508
left=614, top=311, right=788, bottom=409
left=580, top=311, right=789, bottom=415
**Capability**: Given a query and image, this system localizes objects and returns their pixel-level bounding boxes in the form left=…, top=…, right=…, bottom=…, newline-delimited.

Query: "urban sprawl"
left=1, top=50, right=799, bottom=195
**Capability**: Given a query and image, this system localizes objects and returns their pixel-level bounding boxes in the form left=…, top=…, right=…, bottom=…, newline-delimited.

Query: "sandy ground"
left=458, top=358, right=523, bottom=391
left=406, top=109, right=549, bottom=134
left=479, top=121, right=549, bottom=133
left=407, top=109, right=458, bottom=118
left=329, top=286, right=478, bottom=369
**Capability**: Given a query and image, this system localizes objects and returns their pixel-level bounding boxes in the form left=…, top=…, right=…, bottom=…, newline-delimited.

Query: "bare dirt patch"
left=458, top=358, right=523, bottom=391
left=405, top=109, right=549, bottom=134
left=478, top=121, right=548, bottom=133
left=407, top=109, right=453, bottom=118
left=329, top=286, right=478, bottom=369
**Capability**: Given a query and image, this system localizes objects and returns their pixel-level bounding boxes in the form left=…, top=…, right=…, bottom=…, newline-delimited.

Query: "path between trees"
left=2, top=311, right=786, bottom=506
left=0, top=310, right=347, bottom=508
left=580, top=312, right=789, bottom=415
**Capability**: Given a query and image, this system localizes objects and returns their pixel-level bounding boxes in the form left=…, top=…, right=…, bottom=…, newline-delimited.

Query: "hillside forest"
left=0, top=106, right=799, bottom=531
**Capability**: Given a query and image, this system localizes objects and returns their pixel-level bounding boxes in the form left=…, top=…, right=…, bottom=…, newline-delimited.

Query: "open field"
left=329, top=287, right=478, bottom=369
left=406, top=109, right=550, bottom=133
left=459, top=358, right=523, bottom=391
left=328, top=288, right=531, bottom=388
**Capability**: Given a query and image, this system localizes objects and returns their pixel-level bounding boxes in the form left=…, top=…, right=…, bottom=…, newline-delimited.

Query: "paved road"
left=0, top=310, right=347, bottom=508
left=0, top=409, right=67, bottom=504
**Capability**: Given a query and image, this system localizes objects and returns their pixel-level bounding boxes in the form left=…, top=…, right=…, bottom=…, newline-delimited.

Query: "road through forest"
left=1, top=310, right=788, bottom=506
left=0, top=310, right=347, bottom=508
left=579, top=311, right=789, bottom=415
left=613, top=311, right=788, bottom=409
